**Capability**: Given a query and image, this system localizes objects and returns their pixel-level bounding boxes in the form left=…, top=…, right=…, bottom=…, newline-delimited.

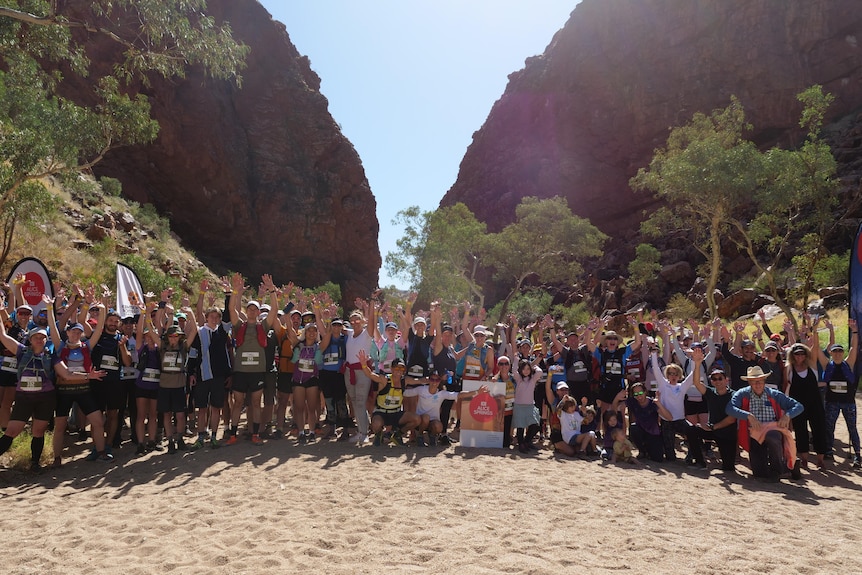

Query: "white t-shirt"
left=345, top=327, right=373, bottom=364
left=403, top=386, right=459, bottom=420
left=559, top=409, right=585, bottom=443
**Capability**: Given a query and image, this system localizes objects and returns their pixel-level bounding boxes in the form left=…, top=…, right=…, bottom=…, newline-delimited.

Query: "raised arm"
left=228, top=272, right=243, bottom=326
left=183, top=306, right=199, bottom=348
left=0, top=315, right=19, bottom=354
left=690, top=347, right=707, bottom=395
left=41, top=294, right=62, bottom=350
left=89, top=303, right=107, bottom=344
left=848, top=318, right=859, bottom=368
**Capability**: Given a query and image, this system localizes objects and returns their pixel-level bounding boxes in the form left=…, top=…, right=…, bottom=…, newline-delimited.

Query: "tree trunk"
left=705, top=211, right=722, bottom=319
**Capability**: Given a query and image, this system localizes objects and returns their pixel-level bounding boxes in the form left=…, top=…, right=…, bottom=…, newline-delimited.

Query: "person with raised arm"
left=0, top=312, right=108, bottom=469
left=815, top=319, right=860, bottom=467
left=342, top=291, right=379, bottom=444
left=226, top=273, right=278, bottom=446
left=44, top=294, right=110, bottom=467
left=689, top=346, right=738, bottom=472
left=188, top=281, right=233, bottom=450
left=356, top=351, right=420, bottom=446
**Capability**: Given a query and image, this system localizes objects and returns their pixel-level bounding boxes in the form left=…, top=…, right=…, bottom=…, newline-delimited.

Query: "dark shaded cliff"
left=86, top=0, right=380, bottom=301
left=441, top=0, right=862, bottom=237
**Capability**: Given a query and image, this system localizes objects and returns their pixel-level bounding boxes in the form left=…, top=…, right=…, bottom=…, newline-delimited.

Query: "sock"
left=31, top=436, right=45, bottom=464
left=252, top=422, right=260, bottom=434
left=0, top=434, right=13, bottom=455
left=231, top=425, right=238, bottom=437
left=198, top=431, right=206, bottom=441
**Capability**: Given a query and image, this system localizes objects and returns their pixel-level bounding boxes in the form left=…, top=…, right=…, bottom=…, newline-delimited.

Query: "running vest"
left=463, top=344, right=490, bottom=380
left=373, top=339, right=404, bottom=373
left=16, top=346, right=55, bottom=393
left=375, top=378, right=404, bottom=413
left=159, top=346, right=187, bottom=389
left=823, top=360, right=857, bottom=401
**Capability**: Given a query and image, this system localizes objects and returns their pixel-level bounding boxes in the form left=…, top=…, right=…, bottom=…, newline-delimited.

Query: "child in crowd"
left=611, top=427, right=640, bottom=465
left=557, top=395, right=596, bottom=455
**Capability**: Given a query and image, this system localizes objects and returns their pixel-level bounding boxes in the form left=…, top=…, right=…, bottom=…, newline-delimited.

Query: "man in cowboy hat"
left=726, top=365, right=804, bottom=481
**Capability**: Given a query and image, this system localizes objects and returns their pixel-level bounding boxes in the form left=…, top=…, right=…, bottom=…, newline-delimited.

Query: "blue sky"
left=258, top=1, right=579, bottom=288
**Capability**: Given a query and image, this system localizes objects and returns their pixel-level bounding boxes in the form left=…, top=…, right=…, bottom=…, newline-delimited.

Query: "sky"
left=258, top=1, right=579, bottom=288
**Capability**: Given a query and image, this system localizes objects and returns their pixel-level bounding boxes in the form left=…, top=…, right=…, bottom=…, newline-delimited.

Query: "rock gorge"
left=442, top=0, right=862, bottom=275
left=79, top=0, right=381, bottom=302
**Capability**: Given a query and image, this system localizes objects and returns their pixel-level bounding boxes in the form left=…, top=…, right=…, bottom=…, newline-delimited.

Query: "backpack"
left=17, top=347, right=55, bottom=383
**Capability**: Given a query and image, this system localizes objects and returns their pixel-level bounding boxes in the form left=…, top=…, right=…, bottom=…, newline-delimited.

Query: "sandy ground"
left=2, top=403, right=862, bottom=575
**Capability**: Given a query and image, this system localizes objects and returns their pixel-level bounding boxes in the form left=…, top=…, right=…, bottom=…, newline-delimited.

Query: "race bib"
left=241, top=351, right=261, bottom=366
left=323, top=352, right=339, bottom=366
left=163, top=351, right=182, bottom=372
left=20, top=375, right=41, bottom=391
left=1, top=356, right=17, bottom=373
left=829, top=381, right=848, bottom=394
left=142, top=368, right=161, bottom=383
left=298, top=358, right=315, bottom=373
left=100, top=355, right=120, bottom=371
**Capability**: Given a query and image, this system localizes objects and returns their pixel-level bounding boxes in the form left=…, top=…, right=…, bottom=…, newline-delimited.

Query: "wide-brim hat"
left=740, top=365, right=771, bottom=380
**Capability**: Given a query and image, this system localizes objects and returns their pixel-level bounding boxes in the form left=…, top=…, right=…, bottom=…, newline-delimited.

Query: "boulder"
left=717, top=288, right=756, bottom=318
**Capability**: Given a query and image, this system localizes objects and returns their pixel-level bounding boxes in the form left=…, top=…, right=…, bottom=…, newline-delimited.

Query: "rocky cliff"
left=83, top=0, right=380, bottom=302
left=441, top=0, right=862, bottom=239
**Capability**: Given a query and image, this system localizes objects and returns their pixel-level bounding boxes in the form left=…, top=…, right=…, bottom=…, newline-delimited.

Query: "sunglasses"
left=632, top=391, right=645, bottom=397
left=17, top=310, right=31, bottom=316
left=793, top=350, right=807, bottom=356
left=498, top=361, right=510, bottom=366
left=710, top=375, right=726, bottom=381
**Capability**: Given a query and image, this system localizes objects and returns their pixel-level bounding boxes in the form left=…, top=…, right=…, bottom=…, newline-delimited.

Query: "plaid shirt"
left=749, top=392, right=777, bottom=422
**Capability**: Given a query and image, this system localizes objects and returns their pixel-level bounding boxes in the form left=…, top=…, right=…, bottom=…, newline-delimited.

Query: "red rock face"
left=86, top=0, right=380, bottom=302
left=441, top=0, right=862, bottom=234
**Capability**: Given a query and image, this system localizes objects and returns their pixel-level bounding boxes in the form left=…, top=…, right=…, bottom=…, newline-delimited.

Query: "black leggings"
left=516, top=424, right=539, bottom=445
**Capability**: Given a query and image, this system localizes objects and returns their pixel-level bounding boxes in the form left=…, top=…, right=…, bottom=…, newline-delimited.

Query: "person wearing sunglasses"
left=624, top=381, right=667, bottom=462
left=689, top=346, right=738, bottom=472
left=813, top=320, right=860, bottom=468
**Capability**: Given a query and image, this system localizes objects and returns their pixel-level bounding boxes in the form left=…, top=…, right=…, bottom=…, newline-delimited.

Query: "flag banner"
left=850, top=223, right=862, bottom=376
left=116, top=262, right=144, bottom=319
left=6, top=257, right=53, bottom=314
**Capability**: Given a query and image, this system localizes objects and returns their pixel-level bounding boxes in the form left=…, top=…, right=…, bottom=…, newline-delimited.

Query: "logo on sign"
left=469, top=392, right=498, bottom=423
left=22, top=273, right=45, bottom=305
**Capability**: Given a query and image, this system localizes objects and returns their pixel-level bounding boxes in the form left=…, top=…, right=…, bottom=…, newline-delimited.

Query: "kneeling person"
left=358, top=351, right=419, bottom=446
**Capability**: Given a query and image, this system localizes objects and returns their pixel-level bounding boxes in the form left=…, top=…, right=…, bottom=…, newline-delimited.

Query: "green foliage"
left=0, top=0, right=247, bottom=210
left=666, top=293, right=699, bottom=322
left=1, top=429, right=54, bottom=469
left=483, top=196, right=606, bottom=322
left=0, top=178, right=59, bottom=268
left=385, top=203, right=487, bottom=306
left=627, top=243, right=662, bottom=290
left=119, top=253, right=181, bottom=294
left=487, top=288, right=552, bottom=326
left=99, top=176, right=122, bottom=197
left=551, top=301, right=591, bottom=330
left=632, top=86, right=840, bottom=328
left=631, top=96, right=759, bottom=318
left=133, top=202, right=171, bottom=239
left=806, top=249, right=849, bottom=289
left=384, top=205, right=428, bottom=290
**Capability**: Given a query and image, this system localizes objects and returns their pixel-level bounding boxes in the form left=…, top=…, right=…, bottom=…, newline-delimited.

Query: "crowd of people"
left=0, top=272, right=859, bottom=483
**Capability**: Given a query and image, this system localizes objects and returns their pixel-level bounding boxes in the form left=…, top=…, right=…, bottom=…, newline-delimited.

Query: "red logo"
left=22, top=273, right=45, bottom=306
left=469, top=392, right=498, bottom=423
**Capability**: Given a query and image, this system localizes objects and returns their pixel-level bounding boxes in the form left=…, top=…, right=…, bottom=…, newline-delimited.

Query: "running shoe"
left=167, top=440, right=177, bottom=454
left=98, top=452, right=114, bottom=462
left=852, top=455, right=861, bottom=468
left=210, top=437, right=221, bottom=449
left=177, top=438, right=187, bottom=451
left=373, top=432, right=383, bottom=447
left=189, top=439, right=204, bottom=452
left=225, top=435, right=238, bottom=446
left=136, top=443, right=148, bottom=455
left=251, top=434, right=263, bottom=445
left=348, top=433, right=367, bottom=443
left=391, top=431, right=404, bottom=446
left=84, top=448, right=99, bottom=461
